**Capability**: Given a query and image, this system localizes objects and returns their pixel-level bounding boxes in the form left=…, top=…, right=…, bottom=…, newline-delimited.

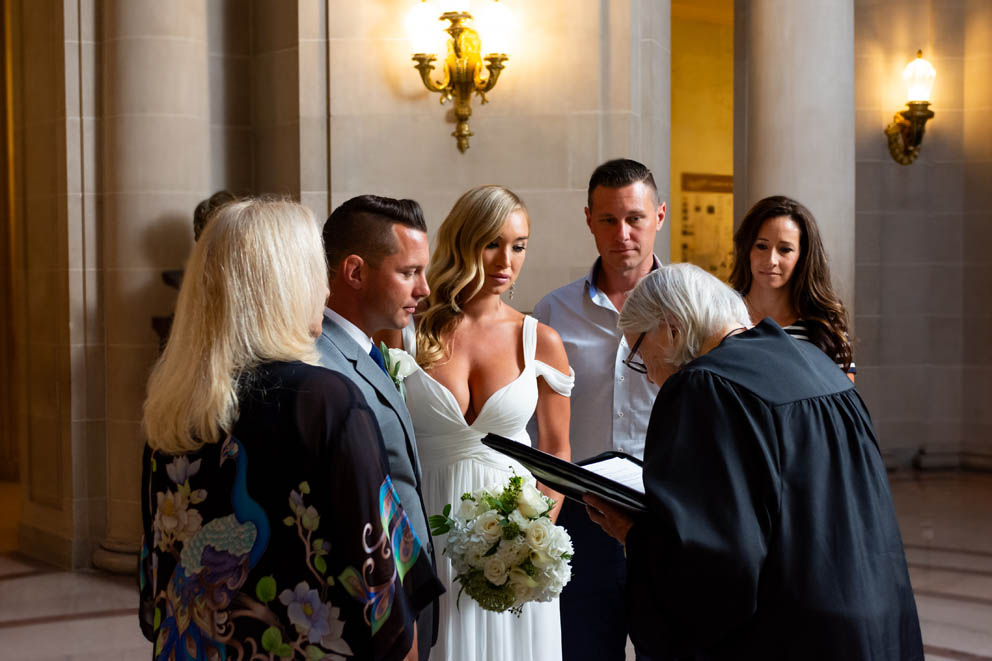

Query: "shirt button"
left=618, top=375, right=625, bottom=382
left=617, top=411, right=624, bottom=418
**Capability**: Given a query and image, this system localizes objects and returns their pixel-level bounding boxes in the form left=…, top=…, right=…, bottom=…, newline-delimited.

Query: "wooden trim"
left=0, top=0, right=18, bottom=482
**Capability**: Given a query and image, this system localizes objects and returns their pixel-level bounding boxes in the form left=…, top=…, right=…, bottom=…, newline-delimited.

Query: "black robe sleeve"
left=625, top=368, right=782, bottom=658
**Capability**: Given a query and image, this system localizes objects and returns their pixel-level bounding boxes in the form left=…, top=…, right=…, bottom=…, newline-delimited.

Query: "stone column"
left=93, top=0, right=209, bottom=573
left=735, top=0, right=856, bottom=308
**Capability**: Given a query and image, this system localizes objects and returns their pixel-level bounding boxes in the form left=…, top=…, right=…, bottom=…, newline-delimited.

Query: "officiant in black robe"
left=585, top=264, right=923, bottom=661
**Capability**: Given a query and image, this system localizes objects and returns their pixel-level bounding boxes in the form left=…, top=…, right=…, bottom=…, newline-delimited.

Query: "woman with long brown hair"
left=730, top=195, right=855, bottom=379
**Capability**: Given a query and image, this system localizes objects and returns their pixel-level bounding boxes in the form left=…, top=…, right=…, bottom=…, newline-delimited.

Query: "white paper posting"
left=582, top=457, right=645, bottom=494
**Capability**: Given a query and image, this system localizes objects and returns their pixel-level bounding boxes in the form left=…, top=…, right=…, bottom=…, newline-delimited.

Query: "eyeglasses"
left=623, top=332, right=648, bottom=374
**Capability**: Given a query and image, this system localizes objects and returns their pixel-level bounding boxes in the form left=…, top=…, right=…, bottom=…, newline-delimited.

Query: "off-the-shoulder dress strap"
left=526, top=315, right=576, bottom=397
left=401, top=320, right=417, bottom=355
left=535, top=362, right=575, bottom=397
left=522, top=315, right=538, bottom=363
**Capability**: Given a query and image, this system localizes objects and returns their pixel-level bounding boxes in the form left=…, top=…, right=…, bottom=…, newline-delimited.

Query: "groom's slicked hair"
left=587, top=158, right=658, bottom=209
left=323, top=195, right=427, bottom=275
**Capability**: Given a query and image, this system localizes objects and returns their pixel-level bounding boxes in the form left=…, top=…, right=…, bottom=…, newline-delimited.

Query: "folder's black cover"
left=481, top=434, right=647, bottom=513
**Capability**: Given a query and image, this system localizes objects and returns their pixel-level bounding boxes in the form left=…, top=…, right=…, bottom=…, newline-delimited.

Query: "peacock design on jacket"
left=153, top=436, right=271, bottom=660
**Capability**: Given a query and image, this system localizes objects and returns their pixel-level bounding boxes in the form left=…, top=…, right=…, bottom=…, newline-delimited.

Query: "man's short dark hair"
left=194, top=190, right=237, bottom=240
left=587, top=158, right=658, bottom=209
left=323, top=195, right=427, bottom=275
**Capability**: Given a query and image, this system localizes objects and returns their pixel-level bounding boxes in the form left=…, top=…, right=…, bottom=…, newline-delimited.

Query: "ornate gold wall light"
left=405, top=0, right=513, bottom=153
left=885, top=50, right=936, bottom=165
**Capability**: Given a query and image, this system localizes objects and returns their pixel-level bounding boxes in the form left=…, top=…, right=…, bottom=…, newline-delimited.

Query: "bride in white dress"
left=380, top=185, right=574, bottom=661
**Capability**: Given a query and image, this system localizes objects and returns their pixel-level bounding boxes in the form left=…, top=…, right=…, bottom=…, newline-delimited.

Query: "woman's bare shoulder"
left=534, top=320, right=569, bottom=371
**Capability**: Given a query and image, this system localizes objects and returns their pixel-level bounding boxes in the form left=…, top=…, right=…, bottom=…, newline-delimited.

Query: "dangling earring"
left=509, top=282, right=516, bottom=301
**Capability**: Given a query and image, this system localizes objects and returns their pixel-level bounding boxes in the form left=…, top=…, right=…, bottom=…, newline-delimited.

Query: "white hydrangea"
left=434, top=475, right=574, bottom=613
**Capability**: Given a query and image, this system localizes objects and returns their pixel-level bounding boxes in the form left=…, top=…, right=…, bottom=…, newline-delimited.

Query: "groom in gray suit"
left=317, top=195, right=438, bottom=659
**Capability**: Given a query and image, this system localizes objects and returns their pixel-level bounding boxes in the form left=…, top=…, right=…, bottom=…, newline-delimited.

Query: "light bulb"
left=440, top=0, right=471, bottom=13
left=903, top=50, right=936, bottom=103
left=475, top=0, right=514, bottom=55
left=406, top=1, right=442, bottom=55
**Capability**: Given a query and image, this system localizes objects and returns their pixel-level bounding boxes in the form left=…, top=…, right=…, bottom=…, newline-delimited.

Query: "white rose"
left=525, top=517, right=553, bottom=550
left=529, top=547, right=554, bottom=569
left=517, top=482, right=549, bottom=519
left=508, top=510, right=528, bottom=529
left=473, top=510, right=503, bottom=543
left=386, top=348, right=419, bottom=380
left=509, top=567, right=538, bottom=603
left=483, top=556, right=509, bottom=586
left=457, top=499, right=478, bottom=520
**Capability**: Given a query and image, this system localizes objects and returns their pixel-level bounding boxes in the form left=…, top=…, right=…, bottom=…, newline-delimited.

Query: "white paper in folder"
left=581, top=456, right=645, bottom=494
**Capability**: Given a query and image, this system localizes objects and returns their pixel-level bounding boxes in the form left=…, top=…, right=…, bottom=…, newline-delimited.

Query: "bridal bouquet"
left=429, top=475, right=573, bottom=614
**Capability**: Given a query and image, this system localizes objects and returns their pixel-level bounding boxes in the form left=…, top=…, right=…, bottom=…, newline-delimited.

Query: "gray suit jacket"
left=315, top=316, right=433, bottom=559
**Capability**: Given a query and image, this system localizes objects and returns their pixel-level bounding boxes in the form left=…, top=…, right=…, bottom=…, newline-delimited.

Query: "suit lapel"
left=319, top=319, right=423, bottom=480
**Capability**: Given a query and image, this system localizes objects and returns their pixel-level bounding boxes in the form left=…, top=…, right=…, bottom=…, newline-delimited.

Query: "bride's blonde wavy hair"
left=417, top=185, right=527, bottom=370
left=143, top=198, right=327, bottom=454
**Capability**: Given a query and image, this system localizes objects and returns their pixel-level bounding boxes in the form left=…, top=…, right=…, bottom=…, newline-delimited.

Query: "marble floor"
left=0, top=473, right=990, bottom=660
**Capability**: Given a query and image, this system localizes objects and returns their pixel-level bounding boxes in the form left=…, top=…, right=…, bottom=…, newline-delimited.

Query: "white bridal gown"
left=402, top=315, right=575, bottom=661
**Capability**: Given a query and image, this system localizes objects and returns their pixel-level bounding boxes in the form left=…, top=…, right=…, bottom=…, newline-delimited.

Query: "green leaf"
left=275, top=643, right=293, bottom=658
left=151, top=457, right=157, bottom=472
left=443, top=503, right=451, bottom=517
left=306, top=645, right=327, bottom=660
left=261, top=626, right=282, bottom=652
left=312, top=537, right=325, bottom=552
left=255, top=575, right=277, bottom=603
left=428, top=515, right=450, bottom=536
left=301, top=506, right=320, bottom=531
left=299, top=481, right=311, bottom=495
left=314, top=555, right=327, bottom=574
left=327, top=574, right=335, bottom=586
left=153, top=606, right=161, bottom=630
left=283, top=516, right=295, bottom=527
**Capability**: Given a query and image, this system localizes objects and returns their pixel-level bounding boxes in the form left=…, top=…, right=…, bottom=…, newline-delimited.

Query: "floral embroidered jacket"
left=138, top=361, right=444, bottom=660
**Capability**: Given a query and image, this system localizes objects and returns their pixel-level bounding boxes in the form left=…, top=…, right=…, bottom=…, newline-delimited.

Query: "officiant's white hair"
left=618, top=263, right=751, bottom=369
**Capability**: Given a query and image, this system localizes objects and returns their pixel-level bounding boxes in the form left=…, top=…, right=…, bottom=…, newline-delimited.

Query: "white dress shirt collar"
left=583, top=254, right=663, bottom=312
left=324, top=307, right=373, bottom=354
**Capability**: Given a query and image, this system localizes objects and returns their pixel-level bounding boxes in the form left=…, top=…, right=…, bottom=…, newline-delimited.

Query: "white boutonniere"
left=381, top=342, right=418, bottom=400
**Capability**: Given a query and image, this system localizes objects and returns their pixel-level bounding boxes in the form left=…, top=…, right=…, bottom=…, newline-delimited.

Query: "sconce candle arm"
left=412, top=54, right=449, bottom=95
left=479, top=54, right=508, bottom=95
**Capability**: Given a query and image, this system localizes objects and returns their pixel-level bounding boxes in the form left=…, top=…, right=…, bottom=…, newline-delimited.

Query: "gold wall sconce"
left=884, top=50, right=936, bottom=165
left=405, top=0, right=513, bottom=153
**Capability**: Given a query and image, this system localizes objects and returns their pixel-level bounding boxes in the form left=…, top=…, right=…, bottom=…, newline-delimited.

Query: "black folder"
left=481, top=434, right=648, bottom=513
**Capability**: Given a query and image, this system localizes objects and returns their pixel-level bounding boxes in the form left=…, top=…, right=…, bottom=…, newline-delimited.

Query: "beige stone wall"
left=853, top=0, right=992, bottom=468
left=207, top=0, right=254, bottom=194
left=325, top=0, right=672, bottom=313
left=252, top=0, right=301, bottom=197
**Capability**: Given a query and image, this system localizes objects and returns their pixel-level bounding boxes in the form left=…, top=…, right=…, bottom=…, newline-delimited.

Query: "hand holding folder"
left=481, top=434, right=648, bottom=513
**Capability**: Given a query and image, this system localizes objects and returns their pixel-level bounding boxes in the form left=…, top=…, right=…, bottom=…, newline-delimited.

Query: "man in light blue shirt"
left=531, top=159, right=665, bottom=660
